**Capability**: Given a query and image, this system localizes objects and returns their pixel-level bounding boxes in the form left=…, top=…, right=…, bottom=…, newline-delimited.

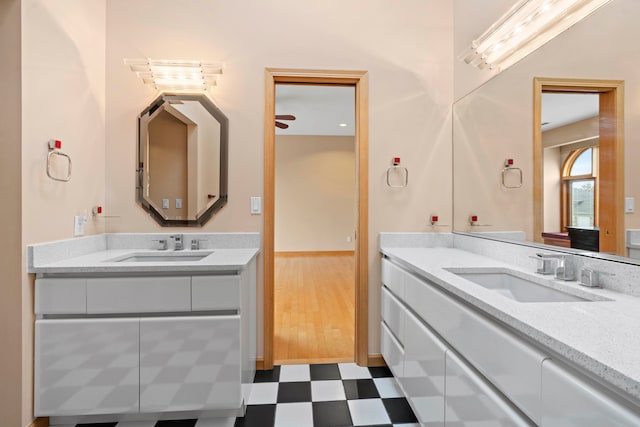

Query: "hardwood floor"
left=274, top=253, right=355, bottom=365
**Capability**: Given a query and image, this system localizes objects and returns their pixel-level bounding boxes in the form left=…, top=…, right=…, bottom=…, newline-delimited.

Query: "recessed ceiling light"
left=339, top=123, right=348, bottom=127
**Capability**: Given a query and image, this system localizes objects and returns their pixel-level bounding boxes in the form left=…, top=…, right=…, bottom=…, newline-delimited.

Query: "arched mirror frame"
left=136, top=93, right=229, bottom=227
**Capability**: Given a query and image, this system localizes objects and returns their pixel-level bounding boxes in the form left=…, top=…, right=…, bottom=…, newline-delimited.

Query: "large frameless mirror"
left=452, top=0, right=640, bottom=263
left=137, top=93, right=228, bottom=227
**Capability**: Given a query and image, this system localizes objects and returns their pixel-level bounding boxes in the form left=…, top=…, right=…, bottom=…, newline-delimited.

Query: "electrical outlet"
left=162, top=198, right=169, bottom=209
left=74, top=215, right=86, bottom=236
left=176, top=198, right=183, bottom=209
left=347, top=236, right=352, bottom=243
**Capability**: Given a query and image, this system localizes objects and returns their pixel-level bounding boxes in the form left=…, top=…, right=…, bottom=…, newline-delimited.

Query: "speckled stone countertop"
left=381, top=247, right=640, bottom=403
left=28, top=233, right=260, bottom=274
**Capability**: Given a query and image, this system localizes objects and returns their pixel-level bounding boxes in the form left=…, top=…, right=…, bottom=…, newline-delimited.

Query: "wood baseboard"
left=27, top=418, right=49, bottom=427
left=367, top=354, right=387, bottom=367
left=257, top=355, right=386, bottom=370
left=275, top=251, right=355, bottom=257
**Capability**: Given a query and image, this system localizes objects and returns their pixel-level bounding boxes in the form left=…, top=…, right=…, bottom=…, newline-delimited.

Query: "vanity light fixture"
left=460, top=0, right=612, bottom=71
left=124, top=59, right=223, bottom=92
left=339, top=123, right=348, bottom=127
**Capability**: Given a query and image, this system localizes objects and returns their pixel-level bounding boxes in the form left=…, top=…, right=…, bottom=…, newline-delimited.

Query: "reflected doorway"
left=534, top=78, right=624, bottom=255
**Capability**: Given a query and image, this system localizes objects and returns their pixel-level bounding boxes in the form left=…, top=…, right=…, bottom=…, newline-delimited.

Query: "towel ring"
left=501, top=166, right=522, bottom=188
left=47, top=141, right=72, bottom=182
left=386, top=165, right=409, bottom=188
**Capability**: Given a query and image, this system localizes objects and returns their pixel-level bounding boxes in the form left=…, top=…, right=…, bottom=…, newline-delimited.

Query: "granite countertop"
left=27, top=233, right=261, bottom=274
left=381, top=247, right=640, bottom=403
left=29, top=248, right=260, bottom=274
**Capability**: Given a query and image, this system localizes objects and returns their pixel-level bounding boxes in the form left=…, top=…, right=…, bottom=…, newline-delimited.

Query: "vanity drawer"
left=381, top=258, right=404, bottom=298
left=381, top=286, right=405, bottom=343
left=86, top=276, right=191, bottom=313
left=192, top=274, right=241, bottom=310
left=541, top=359, right=640, bottom=426
left=35, top=278, right=87, bottom=314
left=404, top=271, right=546, bottom=424
left=381, top=321, right=404, bottom=378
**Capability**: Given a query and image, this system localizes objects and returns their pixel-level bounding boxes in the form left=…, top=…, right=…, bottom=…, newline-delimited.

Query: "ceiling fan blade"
left=275, top=115, right=296, bottom=121
left=275, top=121, right=289, bottom=129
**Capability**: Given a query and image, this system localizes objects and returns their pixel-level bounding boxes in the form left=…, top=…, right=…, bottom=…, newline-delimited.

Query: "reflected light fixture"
left=124, top=59, right=223, bottom=92
left=460, top=0, right=612, bottom=72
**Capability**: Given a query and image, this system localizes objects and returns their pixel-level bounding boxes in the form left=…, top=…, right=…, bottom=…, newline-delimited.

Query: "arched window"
left=561, top=147, right=598, bottom=229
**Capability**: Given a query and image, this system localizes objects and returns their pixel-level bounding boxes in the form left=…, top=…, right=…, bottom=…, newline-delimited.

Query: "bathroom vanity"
left=380, top=234, right=640, bottom=426
left=28, top=233, right=259, bottom=425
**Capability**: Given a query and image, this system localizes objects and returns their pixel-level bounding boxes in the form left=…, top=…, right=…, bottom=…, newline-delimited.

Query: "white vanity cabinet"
left=34, top=260, right=256, bottom=421
left=541, top=360, right=640, bottom=427
left=380, top=255, right=640, bottom=427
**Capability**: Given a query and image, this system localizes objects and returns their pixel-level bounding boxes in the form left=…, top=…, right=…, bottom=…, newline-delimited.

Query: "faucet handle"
left=530, top=255, right=555, bottom=275
left=152, top=239, right=167, bottom=250
left=580, top=269, right=614, bottom=288
left=191, top=239, right=206, bottom=250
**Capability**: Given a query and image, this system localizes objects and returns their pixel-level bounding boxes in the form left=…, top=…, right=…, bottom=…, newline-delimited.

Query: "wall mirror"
left=137, top=93, right=228, bottom=227
left=453, top=0, right=640, bottom=263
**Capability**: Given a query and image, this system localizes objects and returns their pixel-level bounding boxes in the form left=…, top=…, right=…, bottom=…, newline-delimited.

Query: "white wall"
left=19, top=1, right=106, bottom=425
left=275, top=135, right=355, bottom=252
left=105, top=0, right=453, bottom=357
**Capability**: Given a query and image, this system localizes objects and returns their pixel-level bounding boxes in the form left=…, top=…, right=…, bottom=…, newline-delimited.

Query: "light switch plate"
left=251, top=197, right=262, bottom=214
left=625, top=197, right=635, bottom=213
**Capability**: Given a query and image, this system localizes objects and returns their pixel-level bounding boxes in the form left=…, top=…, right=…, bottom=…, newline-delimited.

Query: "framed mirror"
left=137, top=93, right=228, bottom=227
left=453, top=0, right=640, bottom=264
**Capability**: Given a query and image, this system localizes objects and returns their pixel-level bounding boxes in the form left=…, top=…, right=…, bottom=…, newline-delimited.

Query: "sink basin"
left=108, top=251, right=214, bottom=263
left=447, top=268, right=593, bottom=303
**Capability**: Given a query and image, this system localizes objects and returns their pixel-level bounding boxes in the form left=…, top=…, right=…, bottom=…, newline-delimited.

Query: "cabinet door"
left=140, top=315, right=241, bottom=412
left=35, top=319, right=139, bottom=416
left=445, top=351, right=534, bottom=427
left=402, top=309, right=447, bottom=427
left=541, top=360, right=640, bottom=426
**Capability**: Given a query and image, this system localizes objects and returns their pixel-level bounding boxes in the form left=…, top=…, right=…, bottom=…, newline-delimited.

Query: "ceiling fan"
left=275, top=114, right=296, bottom=129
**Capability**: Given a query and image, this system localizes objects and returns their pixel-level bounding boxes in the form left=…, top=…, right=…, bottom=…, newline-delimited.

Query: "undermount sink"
left=108, top=251, right=214, bottom=263
left=447, top=268, right=594, bottom=303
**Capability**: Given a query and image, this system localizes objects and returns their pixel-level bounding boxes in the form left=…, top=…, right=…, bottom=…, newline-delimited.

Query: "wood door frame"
left=533, top=77, right=624, bottom=255
left=263, top=68, right=369, bottom=370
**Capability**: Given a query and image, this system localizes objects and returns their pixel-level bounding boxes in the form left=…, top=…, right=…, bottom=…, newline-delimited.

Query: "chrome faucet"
left=170, top=234, right=183, bottom=251
left=535, top=253, right=574, bottom=281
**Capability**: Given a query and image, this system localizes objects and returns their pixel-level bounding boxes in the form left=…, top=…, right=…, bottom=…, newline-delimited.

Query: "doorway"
left=263, top=69, right=369, bottom=370
left=533, top=78, right=624, bottom=255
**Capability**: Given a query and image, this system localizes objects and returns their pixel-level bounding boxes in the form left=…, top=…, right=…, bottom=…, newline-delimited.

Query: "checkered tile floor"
left=66, top=363, right=418, bottom=427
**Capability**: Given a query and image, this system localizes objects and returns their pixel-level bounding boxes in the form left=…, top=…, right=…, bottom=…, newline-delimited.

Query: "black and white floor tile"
left=64, top=363, right=419, bottom=427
